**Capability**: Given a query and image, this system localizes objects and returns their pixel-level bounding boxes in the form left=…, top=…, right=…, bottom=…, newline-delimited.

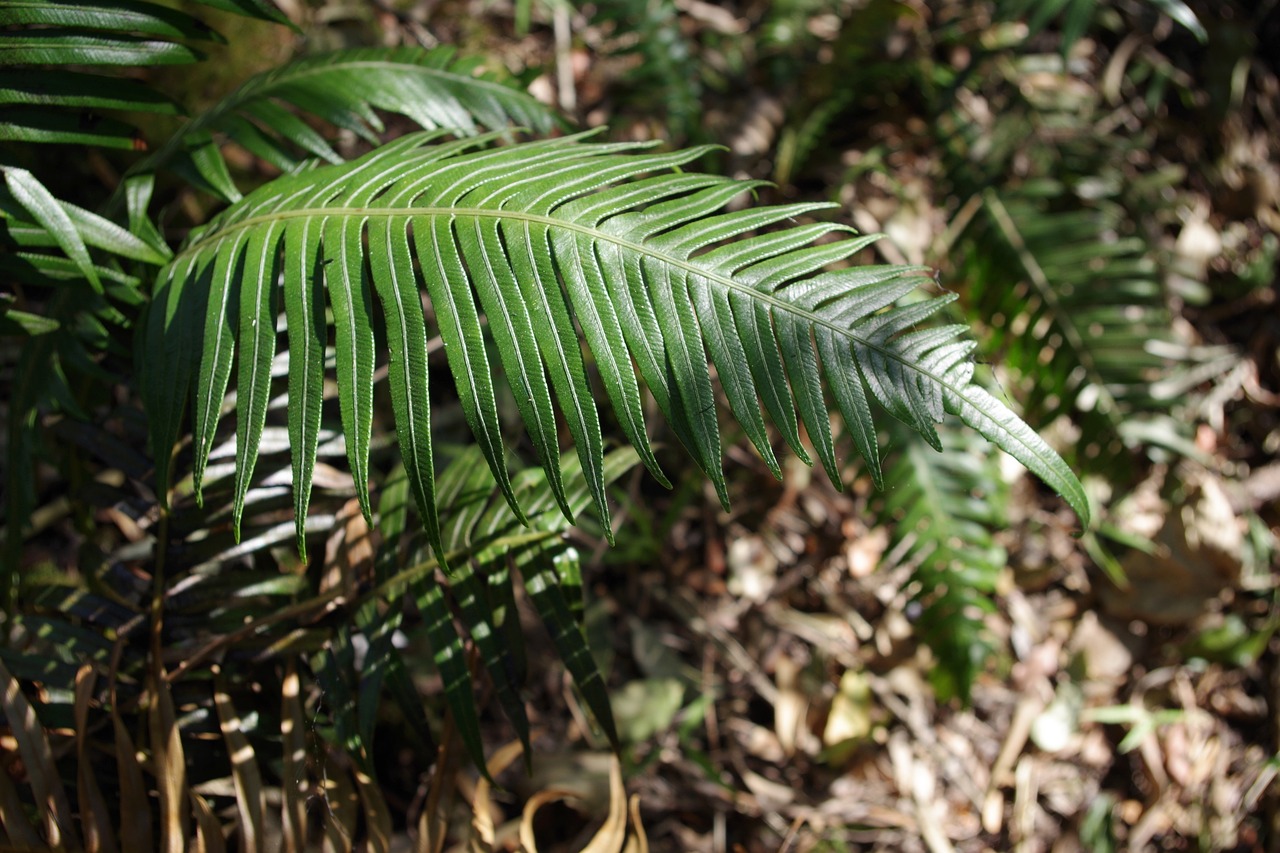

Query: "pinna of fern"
left=142, top=130, right=1090, bottom=571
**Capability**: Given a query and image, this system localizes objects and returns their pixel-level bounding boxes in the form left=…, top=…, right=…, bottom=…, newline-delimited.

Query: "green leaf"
left=1144, top=0, right=1206, bottom=41
left=0, top=0, right=223, bottom=42
left=173, top=134, right=243, bottom=203
left=0, top=30, right=202, bottom=65
left=368, top=218, right=446, bottom=567
left=0, top=305, right=59, bottom=336
left=521, top=543, right=619, bottom=748
left=124, top=174, right=172, bottom=261
left=1, top=177, right=169, bottom=267
left=193, top=0, right=296, bottom=30
left=877, top=425, right=1009, bottom=701
left=146, top=133, right=1090, bottom=565
left=324, top=215, right=376, bottom=524
left=412, top=573, right=490, bottom=777
left=2, top=166, right=101, bottom=292
left=282, top=218, right=328, bottom=560
left=126, top=46, right=560, bottom=188
left=231, top=222, right=283, bottom=534
left=0, top=108, right=146, bottom=149
left=961, top=189, right=1169, bottom=474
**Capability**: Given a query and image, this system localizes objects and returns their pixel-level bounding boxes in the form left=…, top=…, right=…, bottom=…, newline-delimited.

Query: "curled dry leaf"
left=518, top=754, right=640, bottom=853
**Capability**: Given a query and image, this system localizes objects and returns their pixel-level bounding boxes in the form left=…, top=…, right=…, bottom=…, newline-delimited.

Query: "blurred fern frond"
left=959, top=189, right=1174, bottom=463
left=878, top=424, right=1008, bottom=702
left=128, top=45, right=561, bottom=203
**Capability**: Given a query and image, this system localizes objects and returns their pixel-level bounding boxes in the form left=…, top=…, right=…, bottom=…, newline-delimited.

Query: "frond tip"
left=142, top=132, right=1090, bottom=563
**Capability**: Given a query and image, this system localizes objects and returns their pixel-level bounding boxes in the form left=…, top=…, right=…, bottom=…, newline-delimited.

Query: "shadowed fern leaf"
left=0, top=0, right=289, bottom=151
left=878, top=424, right=1008, bottom=702
left=129, top=46, right=561, bottom=203
left=401, top=444, right=639, bottom=769
left=142, top=130, right=1089, bottom=573
left=961, top=189, right=1175, bottom=464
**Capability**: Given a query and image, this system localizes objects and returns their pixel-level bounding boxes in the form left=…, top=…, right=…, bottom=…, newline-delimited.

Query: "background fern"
left=877, top=423, right=1009, bottom=702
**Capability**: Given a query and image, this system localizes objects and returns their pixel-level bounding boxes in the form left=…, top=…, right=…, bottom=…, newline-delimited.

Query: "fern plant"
left=143, top=129, right=1088, bottom=556
left=0, top=0, right=557, bottom=601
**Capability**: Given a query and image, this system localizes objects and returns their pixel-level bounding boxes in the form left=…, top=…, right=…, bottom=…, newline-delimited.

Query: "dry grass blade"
left=354, top=765, right=393, bottom=853
left=469, top=739, right=527, bottom=851
left=191, top=791, right=228, bottom=853
left=148, top=665, right=189, bottom=853
left=75, top=665, right=118, bottom=853
left=213, top=667, right=267, bottom=853
left=110, top=643, right=152, bottom=853
left=281, top=661, right=308, bottom=853
left=418, top=716, right=460, bottom=853
left=0, top=656, right=81, bottom=850
left=321, top=754, right=359, bottom=853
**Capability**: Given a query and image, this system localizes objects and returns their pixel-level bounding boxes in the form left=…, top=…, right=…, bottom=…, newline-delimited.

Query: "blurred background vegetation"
left=2, top=0, right=1279, bottom=850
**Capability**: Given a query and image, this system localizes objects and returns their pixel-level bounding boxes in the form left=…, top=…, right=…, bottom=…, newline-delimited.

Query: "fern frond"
left=395, top=445, right=638, bottom=769
left=0, top=0, right=225, bottom=149
left=878, top=424, right=1008, bottom=702
left=130, top=46, right=561, bottom=203
left=962, top=190, right=1173, bottom=463
left=142, top=132, right=1089, bottom=570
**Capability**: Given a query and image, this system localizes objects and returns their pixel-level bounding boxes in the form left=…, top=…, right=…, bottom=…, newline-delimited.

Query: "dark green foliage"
left=879, top=425, right=1008, bottom=701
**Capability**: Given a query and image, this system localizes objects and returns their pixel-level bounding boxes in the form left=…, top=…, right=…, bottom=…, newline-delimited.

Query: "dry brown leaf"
left=111, top=642, right=152, bottom=853
left=190, top=790, right=228, bottom=853
left=280, top=661, right=308, bottom=853
left=0, top=655, right=80, bottom=850
left=213, top=667, right=267, bottom=853
left=470, top=739, right=527, bottom=851
left=320, top=756, right=358, bottom=853
left=149, top=665, right=190, bottom=853
left=355, top=764, right=394, bottom=853
left=623, top=794, right=648, bottom=853
left=75, top=665, right=117, bottom=853
left=518, top=754, right=636, bottom=853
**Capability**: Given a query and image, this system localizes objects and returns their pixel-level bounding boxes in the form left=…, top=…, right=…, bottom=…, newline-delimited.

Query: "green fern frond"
left=130, top=46, right=562, bottom=202
left=0, top=0, right=228, bottom=149
left=142, top=132, right=1089, bottom=572
left=592, top=0, right=702, bottom=137
left=262, top=444, right=637, bottom=778
left=395, top=444, right=638, bottom=770
left=961, top=190, right=1173, bottom=462
left=994, top=0, right=1205, bottom=54
left=878, top=424, right=1008, bottom=702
